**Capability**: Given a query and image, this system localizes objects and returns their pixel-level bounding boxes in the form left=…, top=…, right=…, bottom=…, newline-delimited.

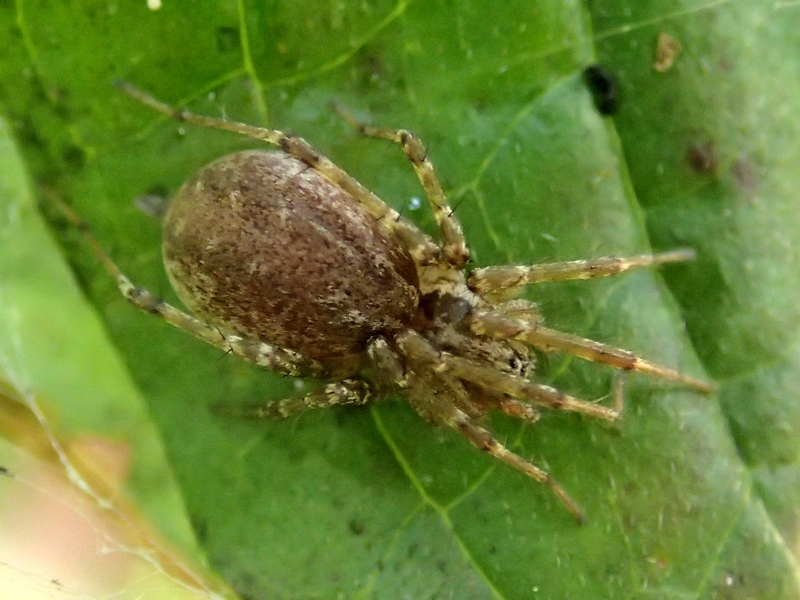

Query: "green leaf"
left=0, top=89, right=200, bottom=567
left=2, top=1, right=799, bottom=599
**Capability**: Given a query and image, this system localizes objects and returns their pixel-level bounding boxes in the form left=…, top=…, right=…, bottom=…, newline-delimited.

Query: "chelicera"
left=61, top=83, right=714, bottom=522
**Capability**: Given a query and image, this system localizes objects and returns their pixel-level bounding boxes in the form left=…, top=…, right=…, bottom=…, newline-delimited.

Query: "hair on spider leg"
left=288, top=162, right=314, bottom=180
left=153, top=278, right=168, bottom=308
left=214, top=327, right=234, bottom=361
left=408, top=134, right=430, bottom=163
left=449, top=196, right=467, bottom=217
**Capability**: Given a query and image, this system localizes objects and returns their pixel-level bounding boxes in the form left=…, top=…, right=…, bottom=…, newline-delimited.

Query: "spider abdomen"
left=162, top=150, right=420, bottom=361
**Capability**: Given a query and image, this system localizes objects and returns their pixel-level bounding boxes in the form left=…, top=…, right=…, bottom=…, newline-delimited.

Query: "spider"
left=58, top=82, right=714, bottom=523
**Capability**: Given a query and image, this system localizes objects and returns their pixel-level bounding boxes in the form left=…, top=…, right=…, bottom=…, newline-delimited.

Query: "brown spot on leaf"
left=732, top=157, right=757, bottom=191
left=654, top=32, right=682, bottom=72
left=687, top=142, right=717, bottom=174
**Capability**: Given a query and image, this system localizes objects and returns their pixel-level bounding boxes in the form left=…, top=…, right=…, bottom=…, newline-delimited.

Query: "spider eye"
left=508, top=354, right=528, bottom=376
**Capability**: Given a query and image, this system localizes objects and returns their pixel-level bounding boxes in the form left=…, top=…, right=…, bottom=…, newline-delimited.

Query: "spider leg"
left=461, top=379, right=544, bottom=422
left=367, top=337, right=409, bottom=388
left=397, top=330, right=619, bottom=420
left=394, top=332, right=584, bottom=522
left=485, top=396, right=541, bottom=424
left=335, top=106, right=469, bottom=268
left=49, top=194, right=325, bottom=379
left=115, top=82, right=441, bottom=266
left=471, top=309, right=715, bottom=392
left=449, top=355, right=620, bottom=420
left=448, top=408, right=585, bottom=523
left=468, top=249, right=696, bottom=295
left=213, top=379, right=371, bottom=419
left=491, top=298, right=540, bottom=320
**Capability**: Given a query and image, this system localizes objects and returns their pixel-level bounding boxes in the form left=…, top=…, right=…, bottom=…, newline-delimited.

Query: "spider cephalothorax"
left=60, top=83, right=714, bottom=522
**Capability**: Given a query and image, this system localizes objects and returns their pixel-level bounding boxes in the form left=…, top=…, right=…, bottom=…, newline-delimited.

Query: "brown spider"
left=58, top=82, right=714, bottom=523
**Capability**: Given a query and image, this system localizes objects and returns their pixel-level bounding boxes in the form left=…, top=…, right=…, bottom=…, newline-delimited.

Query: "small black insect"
left=583, top=64, right=618, bottom=115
